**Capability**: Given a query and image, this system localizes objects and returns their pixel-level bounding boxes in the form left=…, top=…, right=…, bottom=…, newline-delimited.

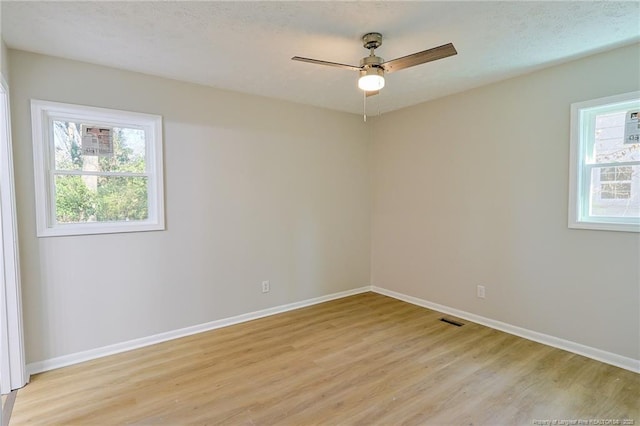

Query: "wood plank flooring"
left=10, top=292, right=640, bottom=425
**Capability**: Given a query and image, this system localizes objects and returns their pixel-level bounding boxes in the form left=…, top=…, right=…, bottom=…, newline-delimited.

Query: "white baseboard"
left=372, top=286, right=640, bottom=373
left=26, top=286, right=370, bottom=375
left=27, top=285, right=639, bottom=375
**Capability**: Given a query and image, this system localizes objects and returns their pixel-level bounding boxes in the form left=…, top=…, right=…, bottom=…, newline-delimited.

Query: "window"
left=569, top=91, right=640, bottom=232
left=31, top=100, right=164, bottom=237
left=599, top=166, right=632, bottom=199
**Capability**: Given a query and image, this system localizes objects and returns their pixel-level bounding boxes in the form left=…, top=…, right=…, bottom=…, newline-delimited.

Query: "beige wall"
left=371, top=43, right=640, bottom=360
left=9, top=50, right=371, bottom=363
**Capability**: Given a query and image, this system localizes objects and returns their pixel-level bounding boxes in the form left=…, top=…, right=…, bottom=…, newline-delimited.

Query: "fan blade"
left=366, top=90, right=379, bottom=97
left=381, top=43, right=457, bottom=73
left=291, top=56, right=362, bottom=72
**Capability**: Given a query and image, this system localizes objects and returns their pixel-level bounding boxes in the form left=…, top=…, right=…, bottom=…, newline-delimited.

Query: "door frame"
left=0, top=74, right=28, bottom=394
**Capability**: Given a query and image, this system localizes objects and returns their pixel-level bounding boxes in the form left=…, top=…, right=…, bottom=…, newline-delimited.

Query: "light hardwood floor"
left=10, top=292, right=640, bottom=425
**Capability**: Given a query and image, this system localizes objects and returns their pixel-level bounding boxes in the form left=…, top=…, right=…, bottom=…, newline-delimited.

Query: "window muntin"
left=569, top=92, right=640, bottom=232
left=31, top=100, right=164, bottom=237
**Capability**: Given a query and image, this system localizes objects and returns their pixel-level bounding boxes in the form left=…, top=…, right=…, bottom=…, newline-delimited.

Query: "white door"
left=0, top=75, right=27, bottom=394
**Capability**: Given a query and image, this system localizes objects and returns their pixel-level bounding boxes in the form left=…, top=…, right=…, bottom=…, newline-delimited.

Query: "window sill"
left=569, top=220, right=639, bottom=233
left=36, top=221, right=165, bottom=238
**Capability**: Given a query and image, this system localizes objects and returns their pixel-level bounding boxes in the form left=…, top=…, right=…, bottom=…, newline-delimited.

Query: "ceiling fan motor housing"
left=362, top=32, right=383, bottom=50
left=360, top=54, right=384, bottom=69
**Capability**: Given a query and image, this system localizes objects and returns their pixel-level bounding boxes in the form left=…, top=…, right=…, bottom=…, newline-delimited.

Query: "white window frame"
left=568, top=91, right=640, bottom=233
left=31, top=100, right=165, bottom=237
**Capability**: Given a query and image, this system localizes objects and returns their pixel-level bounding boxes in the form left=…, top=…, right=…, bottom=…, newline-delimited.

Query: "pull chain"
left=363, top=90, right=367, bottom=122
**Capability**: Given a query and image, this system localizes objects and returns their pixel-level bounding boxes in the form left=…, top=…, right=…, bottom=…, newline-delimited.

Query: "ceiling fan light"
left=358, top=67, right=385, bottom=91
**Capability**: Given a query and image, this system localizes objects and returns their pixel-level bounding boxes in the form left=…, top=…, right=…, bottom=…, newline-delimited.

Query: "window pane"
left=589, top=165, right=640, bottom=218
left=53, top=121, right=146, bottom=173
left=95, top=176, right=148, bottom=221
left=593, top=111, right=640, bottom=164
left=600, top=166, right=632, bottom=182
left=601, top=183, right=631, bottom=199
left=55, top=175, right=148, bottom=223
left=616, top=167, right=633, bottom=180
left=53, top=121, right=83, bottom=171
left=600, top=167, right=616, bottom=181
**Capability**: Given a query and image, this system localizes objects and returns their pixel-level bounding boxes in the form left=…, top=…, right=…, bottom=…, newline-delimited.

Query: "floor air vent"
left=440, top=318, right=464, bottom=327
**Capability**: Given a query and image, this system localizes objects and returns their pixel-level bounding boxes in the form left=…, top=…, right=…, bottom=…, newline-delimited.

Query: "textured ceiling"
left=2, top=1, right=639, bottom=115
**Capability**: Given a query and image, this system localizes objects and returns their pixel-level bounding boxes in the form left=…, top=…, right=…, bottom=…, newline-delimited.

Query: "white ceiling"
left=2, top=1, right=639, bottom=115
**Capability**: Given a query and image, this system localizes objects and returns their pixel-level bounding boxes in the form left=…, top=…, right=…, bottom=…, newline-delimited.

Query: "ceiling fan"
left=292, top=32, right=457, bottom=96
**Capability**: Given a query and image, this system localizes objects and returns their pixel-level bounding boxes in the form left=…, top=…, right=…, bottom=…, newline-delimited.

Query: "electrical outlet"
left=261, top=280, right=270, bottom=293
left=477, top=285, right=485, bottom=299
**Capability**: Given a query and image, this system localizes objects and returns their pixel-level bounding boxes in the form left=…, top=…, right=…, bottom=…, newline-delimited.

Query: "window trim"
left=568, top=91, right=640, bottom=233
left=30, top=100, right=165, bottom=237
